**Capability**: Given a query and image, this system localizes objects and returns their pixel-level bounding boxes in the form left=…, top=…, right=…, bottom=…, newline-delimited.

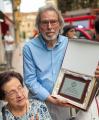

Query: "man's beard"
left=41, top=31, right=59, bottom=41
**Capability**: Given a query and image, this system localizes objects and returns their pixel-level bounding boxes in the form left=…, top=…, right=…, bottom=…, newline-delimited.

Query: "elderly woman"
left=0, top=71, right=52, bottom=120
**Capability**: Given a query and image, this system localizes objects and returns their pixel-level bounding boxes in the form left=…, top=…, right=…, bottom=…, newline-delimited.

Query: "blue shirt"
left=23, top=34, right=68, bottom=101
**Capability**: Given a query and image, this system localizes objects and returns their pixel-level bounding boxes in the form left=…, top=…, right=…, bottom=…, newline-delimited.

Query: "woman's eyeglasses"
left=4, top=85, right=24, bottom=99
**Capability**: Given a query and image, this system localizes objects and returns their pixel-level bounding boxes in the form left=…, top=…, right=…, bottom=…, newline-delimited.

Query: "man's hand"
left=46, top=95, right=70, bottom=107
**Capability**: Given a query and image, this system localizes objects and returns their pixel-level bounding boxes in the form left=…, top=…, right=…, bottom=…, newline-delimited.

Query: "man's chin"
left=45, top=35, right=57, bottom=41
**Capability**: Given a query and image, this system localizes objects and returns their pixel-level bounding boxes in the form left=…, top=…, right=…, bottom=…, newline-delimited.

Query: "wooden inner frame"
left=58, top=73, right=90, bottom=103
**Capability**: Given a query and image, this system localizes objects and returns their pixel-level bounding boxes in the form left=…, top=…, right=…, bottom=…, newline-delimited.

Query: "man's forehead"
left=41, top=10, right=58, bottom=16
left=40, top=11, right=58, bottom=20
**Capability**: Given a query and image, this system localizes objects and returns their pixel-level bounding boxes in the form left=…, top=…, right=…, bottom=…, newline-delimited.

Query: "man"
left=23, top=5, right=71, bottom=120
left=4, top=30, right=15, bottom=69
left=23, top=5, right=99, bottom=120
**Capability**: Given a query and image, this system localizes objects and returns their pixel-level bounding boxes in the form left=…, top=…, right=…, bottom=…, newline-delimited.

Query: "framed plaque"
left=52, top=39, right=99, bottom=111
left=58, top=73, right=90, bottom=104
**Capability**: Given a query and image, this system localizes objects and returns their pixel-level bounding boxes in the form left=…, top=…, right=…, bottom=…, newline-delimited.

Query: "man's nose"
left=47, top=22, right=52, bottom=28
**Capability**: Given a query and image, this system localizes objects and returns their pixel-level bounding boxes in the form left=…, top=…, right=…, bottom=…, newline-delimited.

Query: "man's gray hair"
left=35, top=5, right=64, bottom=32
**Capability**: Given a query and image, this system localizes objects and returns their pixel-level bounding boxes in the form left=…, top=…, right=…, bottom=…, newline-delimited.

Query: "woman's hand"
left=36, top=112, right=39, bottom=120
left=95, top=64, right=99, bottom=81
left=30, top=113, right=39, bottom=120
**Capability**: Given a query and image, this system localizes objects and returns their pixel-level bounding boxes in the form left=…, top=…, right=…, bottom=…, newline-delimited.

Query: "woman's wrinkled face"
left=39, top=10, right=61, bottom=41
left=2, top=78, right=27, bottom=108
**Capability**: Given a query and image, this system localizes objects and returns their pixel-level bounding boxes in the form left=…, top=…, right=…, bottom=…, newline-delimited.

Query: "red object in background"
left=64, top=15, right=96, bottom=29
left=1, top=19, right=9, bottom=37
left=75, top=27, right=95, bottom=40
left=33, top=29, right=38, bottom=38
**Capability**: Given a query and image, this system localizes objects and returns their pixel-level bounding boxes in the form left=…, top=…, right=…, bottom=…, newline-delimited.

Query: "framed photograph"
left=58, top=73, right=90, bottom=104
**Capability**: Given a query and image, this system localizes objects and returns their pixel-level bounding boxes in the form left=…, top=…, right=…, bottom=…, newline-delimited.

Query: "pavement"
left=0, top=42, right=24, bottom=75
left=12, top=42, right=24, bottom=75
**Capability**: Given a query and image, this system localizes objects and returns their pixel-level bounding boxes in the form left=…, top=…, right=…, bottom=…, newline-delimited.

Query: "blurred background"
left=0, top=0, right=99, bottom=73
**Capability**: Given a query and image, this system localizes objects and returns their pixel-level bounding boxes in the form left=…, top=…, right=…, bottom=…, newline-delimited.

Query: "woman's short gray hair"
left=35, top=5, right=64, bottom=32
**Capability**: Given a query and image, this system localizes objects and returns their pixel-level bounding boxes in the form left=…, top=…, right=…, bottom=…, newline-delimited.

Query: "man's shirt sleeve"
left=23, top=44, right=50, bottom=101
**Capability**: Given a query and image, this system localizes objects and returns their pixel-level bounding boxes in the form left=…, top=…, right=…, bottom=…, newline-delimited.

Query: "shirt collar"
left=39, top=34, right=62, bottom=50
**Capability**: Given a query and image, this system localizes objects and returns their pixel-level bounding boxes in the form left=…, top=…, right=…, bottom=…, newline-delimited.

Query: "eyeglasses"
left=4, top=85, right=24, bottom=99
left=40, top=20, right=59, bottom=26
